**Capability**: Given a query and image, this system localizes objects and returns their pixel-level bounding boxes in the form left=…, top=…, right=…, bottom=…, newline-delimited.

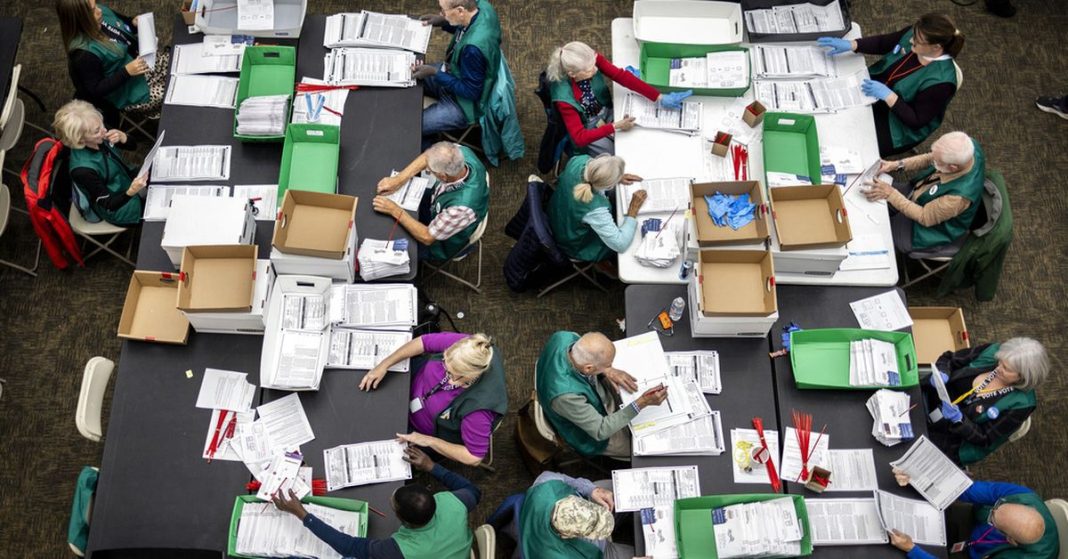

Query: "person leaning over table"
left=373, top=141, right=489, bottom=262
left=54, top=100, right=145, bottom=226
left=273, top=446, right=479, bottom=559
left=863, top=131, right=985, bottom=255
left=547, top=154, right=646, bottom=263
left=358, top=332, right=506, bottom=466
left=888, top=470, right=1058, bottom=559
left=536, top=331, right=668, bottom=459
left=818, top=12, right=964, bottom=157
left=924, top=337, right=1049, bottom=467
left=546, top=41, right=692, bottom=156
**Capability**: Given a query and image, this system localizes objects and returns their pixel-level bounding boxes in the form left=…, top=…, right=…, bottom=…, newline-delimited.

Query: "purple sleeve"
left=459, top=409, right=497, bottom=458
left=419, top=332, right=469, bottom=354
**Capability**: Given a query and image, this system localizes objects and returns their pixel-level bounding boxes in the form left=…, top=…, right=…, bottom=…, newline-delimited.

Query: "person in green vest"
left=374, top=142, right=489, bottom=262
left=414, top=0, right=501, bottom=148
left=273, top=446, right=478, bottom=559
left=54, top=100, right=145, bottom=226
left=863, top=131, right=985, bottom=254
left=888, top=472, right=1058, bottom=559
left=922, top=338, right=1049, bottom=467
left=546, top=40, right=691, bottom=156
left=818, top=13, right=964, bottom=156
left=548, top=154, right=647, bottom=263
left=358, top=332, right=506, bottom=466
left=536, top=331, right=668, bottom=459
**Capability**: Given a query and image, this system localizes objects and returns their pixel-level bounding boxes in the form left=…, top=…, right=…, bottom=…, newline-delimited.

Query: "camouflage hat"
left=550, top=495, right=615, bottom=540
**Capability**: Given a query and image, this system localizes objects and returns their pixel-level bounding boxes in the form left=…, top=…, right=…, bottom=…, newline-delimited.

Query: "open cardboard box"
left=690, top=181, right=769, bottom=246
left=117, top=271, right=190, bottom=345
left=769, top=184, right=852, bottom=250
left=694, top=249, right=777, bottom=317
left=184, top=260, right=274, bottom=334
left=273, top=190, right=358, bottom=259
left=909, top=306, right=970, bottom=365
left=180, top=0, right=195, bottom=25
left=177, top=245, right=258, bottom=313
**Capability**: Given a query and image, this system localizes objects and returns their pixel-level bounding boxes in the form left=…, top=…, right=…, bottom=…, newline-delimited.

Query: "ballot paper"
left=196, top=368, right=257, bottom=412
left=890, top=436, right=973, bottom=511
left=323, top=48, right=417, bottom=87
left=838, top=233, right=892, bottom=272
left=641, top=506, right=680, bottom=559
left=613, top=332, right=698, bottom=436
left=292, top=78, right=350, bottom=126
left=255, top=450, right=308, bottom=501
left=237, top=0, right=274, bottom=30
left=203, top=34, right=250, bottom=57
left=386, top=171, right=434, bottom=211
left=172, top=42, right=242, bottom=74
left=143, top=184, right=227, bottom=221
left=136, top=130, right=166, bottom=179
left=823, top=449, right=879, bottom=492
left=633, top=411, right=725, bottom=456
left=731, top=428, right=781, bottom=485
left=232, top=184, right=279, bottom=221
left=231, top=418, right=274, bottom=468
left=665, top=351, right=722, bottom=394
left=706, top=50, right=750, bottom=90
left=257, top=393, right=315, bottom=452
left=275, top=330, right=327, bottom=388
left=282, top=294, right=327, bottom=331
left=621, top=93, right=702, bottom=134
left=867, top=389, right=915, bottom=446
left=619, top=177, right=691, bottom=215
left=236, top=95, right=290, bottom=136
left=755, top=73, right=877, bottom=113
left=327, top=284, right=418, bottom=329
left=357, top=239, right=411, bottom=281
left=323, top=11, right=432, bottom=53
left=713, top=497, right=803, bottom=558
left=875, top=489, right=948, bottom=546
left=202, top=409, right=254, bottom=461
left=929, top=362, right=953, bottom=405
left=327, top=328, right=412, bottom=371
left=849, top=338, right=901, bottom=387
left=850, top=290, right=913, bottom=331
left=744, top=1, right=845, bottom=34
left=164, top=74, right=239, bottom=108
left=669, top=57, right=708, bottom=88
left=151, top=145, right=231, bottom=182
left=235, top=501, right=362, bottom=559
left=136, top=12, right=157, bottom=68
left=780, top=426, right=830, bottom=483
left=324, top=440, right=412, bottom=491
left=805, top=497, right=888, bottom=545
left=752, top=45, right=837, bottom=78
left=611, top=465, right=701, bottom=512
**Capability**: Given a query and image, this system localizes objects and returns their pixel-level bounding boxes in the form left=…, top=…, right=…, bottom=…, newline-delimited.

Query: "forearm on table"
left=397, top=211, right=435, bottom=245
left=394, top=154, right=430, bottom=183
left=550, top=393, right=638, bottom=441
left=377, top=338, right=427, bottom=370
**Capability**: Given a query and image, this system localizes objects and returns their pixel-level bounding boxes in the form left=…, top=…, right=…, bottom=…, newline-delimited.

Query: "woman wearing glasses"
left=359, top=333, right=506, bottom=466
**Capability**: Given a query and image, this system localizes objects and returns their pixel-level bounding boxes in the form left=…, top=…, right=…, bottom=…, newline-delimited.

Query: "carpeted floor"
left=0, top=0, right=1066, bottom=556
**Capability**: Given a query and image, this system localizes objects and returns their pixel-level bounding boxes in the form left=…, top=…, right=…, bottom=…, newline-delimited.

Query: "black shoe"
left=985, top=0, right=1017, bottom=17
left=1035, top=96, right=1068, bottom=120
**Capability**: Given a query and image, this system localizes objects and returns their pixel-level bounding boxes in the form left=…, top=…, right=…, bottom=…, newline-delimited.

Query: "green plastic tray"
left=277, top=123, right=340, bottom=204
left=789, top=328, right=919, bottom=390
left=674, top=494, right=812, bottom=559
left=763, top=112, right=822, bottom=184
left=639, top=43, right=750, bottom=97
left=228, top=494, right=368, bottom=558
left=233, top=46, right=296, bottom=142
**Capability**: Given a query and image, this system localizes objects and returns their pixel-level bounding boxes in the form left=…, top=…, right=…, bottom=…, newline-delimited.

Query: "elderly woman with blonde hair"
left=360, top=332, right=506, bottom=466
left=54, top=99, right=146, bottom=225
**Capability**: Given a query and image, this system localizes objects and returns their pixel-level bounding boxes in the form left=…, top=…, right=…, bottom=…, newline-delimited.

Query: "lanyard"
left=959, top=371, right=1012, bottom=406
left=420, top=374, right=460, bottom=401
left=971, top=525, right=1010, bottom=547
left=886, top=52, right=923, bottom=85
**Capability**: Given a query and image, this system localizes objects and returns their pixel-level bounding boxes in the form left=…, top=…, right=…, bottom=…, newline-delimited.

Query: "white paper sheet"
left=136, top=12, right=157, bottom=68
left=621, top=93, right=702, bottom=133
left=641, top=506, right=680, bottom=559
left=385, top=171, right=433, bottom=211
left=136, top=130, right=166, bottom=179
left=323, top=48, right=416, bottom=87
left=805, top=497, right=888, bottom=545
left=324, top=440, right=412, bottom=491
left=611, top=465, right=701, bottom=512
left=753, top=45, right=837, bottom=78
left=327, top=328, right=412, bottom=371
left=665, top=351, right=722, bottom=394
left=275, top=330, right=326, bottom=388
left=328, top=284, right=418, bottom=329
left=202, top=409, right=254, bottom=461
left=357, top=239, right=411, bottom=281
left=203, top=35, right=248, bottom=57
left=875, top=489, right=948, bottom=546
left=237, top=0, right=274, bottom=30
left=323, top=11, right=432, bottom=53
left=890, top=436, right=973, bottom=511
left=151, top=145, right=231, bottom=182
left=705, top=51, right=749, bottom=89
left=143, top=184, right=226, bottom=221
left=823, top=449, right=879, bottom=492
left=731, top=428, right=781, bottom=485
left=165, top=74, right=240, bottom=108
left=850, top=290, right=913, bottom=331
left=172, top=42, right=242, bottom=74
left=195, top=368, right=256, bottom=412
left=755, top=72, right=876, bottom=113
left=613, top=332, right=697, bottom=436
left=255, top=450, right=310, bottom=501
left=839, top=233, right=892, bottom=271
left=619, top=177, right=691, bottom=215
left=231, top=418, right=274, bottom=469
left=633, top=411, right=725, bottom=456
left=235, top=501, right=361, bottom=559
left=257, top=393, right=315, bottom=452
left=780, top=426, right=831, bottom=483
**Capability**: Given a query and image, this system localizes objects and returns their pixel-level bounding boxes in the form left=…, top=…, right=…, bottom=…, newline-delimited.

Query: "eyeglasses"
left=987, top=499, right=1006, bottom=527
left=444, top=367, right=471, bottom=388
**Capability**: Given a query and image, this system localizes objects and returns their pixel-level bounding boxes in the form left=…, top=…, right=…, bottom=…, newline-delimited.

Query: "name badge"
left=409, top=398, right=424, bottom=413
left=951, top=542, right=967, bottom=553
left=928, top=184, right=939, bottom=196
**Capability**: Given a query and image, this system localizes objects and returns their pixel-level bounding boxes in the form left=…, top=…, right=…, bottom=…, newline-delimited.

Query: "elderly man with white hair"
left=535, top=331, right=668, bottom=459
left=865, top=130, right=986, bottom=254
left=374, top=142, right=489, bottom=262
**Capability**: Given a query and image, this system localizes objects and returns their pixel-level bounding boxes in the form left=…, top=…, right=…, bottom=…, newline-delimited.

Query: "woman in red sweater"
left=546, top=41, right=691, bottom=156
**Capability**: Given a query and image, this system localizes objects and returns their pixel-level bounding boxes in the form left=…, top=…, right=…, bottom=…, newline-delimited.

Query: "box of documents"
left=691, top=181, right=769, bottom=246
left=184, top=259, right=275, bottom=335
left=769, top=184, right=852, bottom=250
left=269, top=227, right=357, bottom=282
left=177, top=245, right=258, bottom=313
left=194, top=0, right=307, bottom=38
left=233, top=46, right=296, bottom=142
left=272, top=191, right=359, bottom=281
left=688, top=249, right=778, bottom=338
left=260, top=275, right=332, bottom=390
left=277, top=123, right=340, bottom=203
left=323, top=11, right=432, bottom=53
left=762, top=113, right=822, bottom=188
left=228, top=494, right=367, bottom=558
left=633, top=1, right=743, bottom=45
left=117, top=271, right=190, bottom=345
left=789, top=328, right=920, bottom=389
left=741, top=0, right=851, bottom=43
left=161, top=196, right=256, bottom=268
left=674, top=494, right=812, bottom=559
left=639, top=43, right=751, bottom=97
left=908, top=307, right=969, bottom=367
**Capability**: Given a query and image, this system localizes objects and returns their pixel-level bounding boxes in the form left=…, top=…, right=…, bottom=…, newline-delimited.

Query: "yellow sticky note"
left=185, top=369, right=194, bottom=379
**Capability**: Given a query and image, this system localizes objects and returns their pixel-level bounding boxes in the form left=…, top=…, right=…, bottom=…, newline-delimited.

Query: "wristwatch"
left=896, top=161, right=905, bottom=172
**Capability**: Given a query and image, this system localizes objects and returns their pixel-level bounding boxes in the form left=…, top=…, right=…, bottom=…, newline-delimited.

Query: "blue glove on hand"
left=928, top=371, right=950, bottom=387
left=817, top=37, right=853, bottom=55
left=941, top=402, right=963, bottom=423
left=659, top=90, right=693, bottom=110
left=625, top=65, right=641, bottom=78
left=861, top=79, right=893, bottom=101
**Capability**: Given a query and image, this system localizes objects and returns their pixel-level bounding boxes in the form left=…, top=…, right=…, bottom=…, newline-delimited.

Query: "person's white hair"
left=573, top=155, right=625, bottom=203
left=570, top=332, right=614, bottom=369
left=424, top=141, right=466, bottom=177
left=932, top=131, right=974, bottom=167
left=442, top=0, right=477, bottom=10
left=53, top=99, right=102, bottom=149
left=996, top=337, right=1049, bottom=391
left=546, top=41, right=597, bottom=82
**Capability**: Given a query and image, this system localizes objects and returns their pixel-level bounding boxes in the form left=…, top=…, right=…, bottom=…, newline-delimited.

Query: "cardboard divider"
left=117, top=271, right=190, bottom=345
left=273, top=190, right=358, bottom=259
left=769, top=184, right=852, bottom=250
left=908, top=307, right=970, bottom=365
left=690, top=181, right=769, bottom=246
left=695, top=249, right=777, bottom=316
left=177, top=245, right=258, bottom=313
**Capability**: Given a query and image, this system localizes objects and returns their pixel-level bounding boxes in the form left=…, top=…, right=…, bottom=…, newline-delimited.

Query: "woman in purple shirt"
left=360, top=332, right=508, bottom=466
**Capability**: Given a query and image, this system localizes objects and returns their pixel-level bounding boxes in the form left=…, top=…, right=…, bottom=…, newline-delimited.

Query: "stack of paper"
left=327, top=328, right=412, bottom=370
left=641, top=506, right=682, bottom=559
left=327, top=284, right=418, bottom=330
left=634, top=411, right=725, bottom=456
left=357, top=239, right=411, bottom=281
left=779, top=427, right=880, bottom=491
left=292, top=78, right=350, bottom=126
left=612, top=332, right=708, bottom=437
left=866, top=389, right=914, bottom=446
left=744, top=1, right=845, bottom=34
left=323, top=11, right=432, bottom=53
left=203, top=34, right=252, bottom=57
left=237, top=0, right=274, bottom=30
left=171, top=42, right=242, bottom=75
left=619, top=177, right=691, bottom=216
left=890, top=436, right=973, bottom=511
left=143, top=184, right=227, bottom=221
left=752, top=45, right=837, bottom=78
left=386, top=171, right=434, bottom=211
left=665, top=351, right=722, bottom=394
left=136, top=12, right=157, bottom=68
left=621, top=93, right=702, bottom=134
left=613, top=466, right=700, bottom=559
left=273, top=294, right=329, bottom=389
left=323, top=48, right=416, bottom=87
left=324, top=440, right=412, bottom=491
left=669, top=57, right=708, bottom=88
left=755, top=73, right=877, bottom=113
left=874, top=490, right=948, bottom=546
left=151, top=145, right=232, bottom=182
left=254, top=450, right=311, bottom=501
left=235, top=501, right=362, bottom=558
left=713, top=497, right=804, bottom=558
left=201, top=390, right=315, bottom=477
left=164, top=74, right=239, bottom=108
left=849, top=338, right=901, bottom=386
left=236, top=95, right=290, bottom=136
left=668, top=51, right=749, bottom=90
left=805, top=497, right=888, bottom=546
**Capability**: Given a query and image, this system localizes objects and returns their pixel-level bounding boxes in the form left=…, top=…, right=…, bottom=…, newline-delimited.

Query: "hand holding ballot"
left=614, top=115, right=637, bottom=132
left=271, top=489, right=309, bottom=520
left=401, top=446, right=435, bottom=472
left=411, top=64, right=439, bottom=80
left=888, top=529, right=916, bottom=552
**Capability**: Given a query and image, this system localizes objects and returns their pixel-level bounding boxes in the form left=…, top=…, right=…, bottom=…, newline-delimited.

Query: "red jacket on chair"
left=20, top=137, right=84, bottom=270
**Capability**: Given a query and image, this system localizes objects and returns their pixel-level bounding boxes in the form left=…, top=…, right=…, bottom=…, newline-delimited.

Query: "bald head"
left=995, top=503, right=1046, bottom=546
left=570, top=332, right=616, bottom=375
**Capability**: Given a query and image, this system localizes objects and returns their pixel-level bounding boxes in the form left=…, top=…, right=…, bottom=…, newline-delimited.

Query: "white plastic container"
left=161, top=196, right=256, bottom=269
left=194, top=0, right=307, bottom=38
left=687, top=278, right=778, bottom=337
left=633, top=1, right=744, bottom=45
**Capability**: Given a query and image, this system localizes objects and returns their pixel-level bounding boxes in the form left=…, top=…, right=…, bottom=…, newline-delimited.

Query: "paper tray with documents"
left=789, top=328, right=919, bottom=389
left=674, top=494, right=813, bottom=559
left=227, top=494, right=368, bottom=558
left=639, top=43, right=751, bottom=97
left=234, top=46, right=297, bottom=142
left=323, top=11, right=432, bottom=53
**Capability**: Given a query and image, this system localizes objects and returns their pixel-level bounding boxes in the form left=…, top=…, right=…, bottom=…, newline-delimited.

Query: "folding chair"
left=0, top=180, right=41, bottom=276
left=1007, top=416, right=1032, bottom=443
left=76, top=357, right=115, bottom=442
left=2, top=65, right=51, bottom=180
left=470, top=524, right=496, bottom=559
left=442, top=123, right=484, bottom=155
left=1046, top=499, right=1068, bottom=559
left=119, top=111, right=157, bottom=143
left=68, top=206, right=135, bottom=267
left=477, top=420, right=504, bottom=473
left=422, top=176, right=491, bottom=292
left=901, top=250, right=957, bottom=289
left=527, top=359, right=609, bottom=474
left=537, top=259, right=608, bottom=298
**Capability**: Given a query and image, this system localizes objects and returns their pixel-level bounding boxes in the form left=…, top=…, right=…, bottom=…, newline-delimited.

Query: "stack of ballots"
left=357, top=238, right=410, bottom=281
left=713, top=497, right=804, bottom=558
left=236, top=94, right=290, bottom=136
left=235, top=501, right=362, bottom=558
left=849, top=339, right=901, bottom=387
left=866, top=389, right=914, bottom=446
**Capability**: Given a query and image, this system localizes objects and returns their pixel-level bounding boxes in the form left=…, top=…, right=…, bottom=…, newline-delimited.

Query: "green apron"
left=432, top=345, right=508, bottom=447
left=972, top=492, right=1059, bottom=558
left=69, top=144, right=143, bottom=225
left=77, top=5, right=150, bottom=109
left=548, top=155, right=614, bottom=262
left=425, top=146, right=489, bottom=262
left=535, top=331, right=609, bottom=456
left=445, top=3, right=501, bottom=124
left=520, top=480, right=603, bottom=559
left=393, top=492, right=473, bottom=559
left=549, top=72, right=612, bottom=124
left=910, top=139, right=986, bottom=250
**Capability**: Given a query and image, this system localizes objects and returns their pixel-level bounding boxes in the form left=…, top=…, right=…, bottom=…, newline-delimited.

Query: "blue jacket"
left=503, top=180, right=568, bottom=292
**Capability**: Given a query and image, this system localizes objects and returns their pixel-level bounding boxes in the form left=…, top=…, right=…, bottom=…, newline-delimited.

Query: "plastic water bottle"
left=668, top=297, right=686, bottom=322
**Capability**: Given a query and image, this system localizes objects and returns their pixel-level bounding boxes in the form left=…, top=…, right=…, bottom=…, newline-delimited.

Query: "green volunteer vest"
left=519, top=480, right=603, bottom=559
left=392, top=491, right=473, bottom=559
left=535, top=331, right=609, bottom=456
left=549, top=72, right=612, bottom=123
left=433, top=345, right=509, bottom=446
left=909, top=139, right=986, bottom=250
left=426, top=146, right=489, bottom=262
left=69, top=144, right=143, bottom=225
left=75, top=5, right=150, bottom=109
left=867, top=28, right=957, bottom=150
left=548, top=156, right=614, bottom=263
left=446, top=3, right=501, bottom=124
left=973, top=492, right=1059, bottom=559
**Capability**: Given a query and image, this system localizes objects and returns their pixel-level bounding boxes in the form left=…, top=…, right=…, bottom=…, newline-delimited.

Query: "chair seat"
left=69, top=207, right=127, bottom=235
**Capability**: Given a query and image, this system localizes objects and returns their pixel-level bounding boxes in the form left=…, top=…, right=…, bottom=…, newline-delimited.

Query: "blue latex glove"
left=861, top=79, right=893, bottom=101
left=625, top=65, right=641, bottom=78
left=817, top=37, right=853, bottom=55
left=941, top=402, right=963, bottom=423
left=659, top=90, right=693, bottom=110
left=928, top=371, right=950, bottom=387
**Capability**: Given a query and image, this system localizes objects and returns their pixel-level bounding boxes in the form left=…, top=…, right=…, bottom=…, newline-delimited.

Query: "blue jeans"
left=422, top=75, right=470, bottom=148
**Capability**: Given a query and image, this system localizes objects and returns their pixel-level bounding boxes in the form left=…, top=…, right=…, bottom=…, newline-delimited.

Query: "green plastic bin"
left=233, top=46, right=297, bottom=142
left=763, top=112, right=822, bottom=184
left=639, top=43, right=750, bottom=97
left=789, top=328, right=920, bottom=390
left=674, top=494, right=812, bottom=559
left=277, top=123, right=340, bottom=204
left=228, top=494, right=368, bottom=558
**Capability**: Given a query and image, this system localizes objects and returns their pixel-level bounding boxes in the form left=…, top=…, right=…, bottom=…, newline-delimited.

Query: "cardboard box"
left=908, top=307, right=970, bottom=366
left=273, top=190, right=358, bottom=259
left=177, top=245, right=258, bottom=313
left=772, top=244, right=847, bottom=276
left=161, top=196, right=256, bottom=268
left=181, top=0, right=196, bottom=25
left=117, top=271, right=190, bottom=345
left=693, top=249, right=777, bottom=317
left=690, top=181, right=769, bottom=246
left=269, top=228, right=357, bottom=282
left=184, top=260, right=275, bottom=335
left=743, top=101, right=766, bottom=127
left=195, top=0, right=307, bottom=38
left=260, top=275, right=332, bottom=390
left=769, top=184, right=852, bottom=250
left=710, top=132, right=732, bottom=158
